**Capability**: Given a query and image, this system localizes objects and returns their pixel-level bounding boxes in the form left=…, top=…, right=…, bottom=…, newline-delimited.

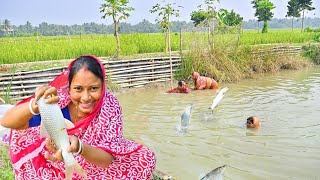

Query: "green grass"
left=176, top=38, right=314, bottom=83
left=0, top=144, right=14, bottom=180
left=240, top=29, right=319, bottom=45
left=0, top=29, right=319, bottom=64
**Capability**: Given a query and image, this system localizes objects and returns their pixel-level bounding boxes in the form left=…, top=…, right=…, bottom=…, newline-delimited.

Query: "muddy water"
left=117, top=66, right=320, bottom=180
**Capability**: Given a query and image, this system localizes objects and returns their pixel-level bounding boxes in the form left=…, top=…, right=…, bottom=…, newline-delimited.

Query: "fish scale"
left=37, top=97, right=86, bottom=180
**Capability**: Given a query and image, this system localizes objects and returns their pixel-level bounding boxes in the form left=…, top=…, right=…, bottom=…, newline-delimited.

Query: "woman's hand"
left=31, top=85, right=59, bottom=114
left=35, top=85, right=59, bottom=103
left=44, top=138, right=63, bottom=162
left=67, top=135, right=81, bottom=154
left=44, top=136, right=81, bottom=162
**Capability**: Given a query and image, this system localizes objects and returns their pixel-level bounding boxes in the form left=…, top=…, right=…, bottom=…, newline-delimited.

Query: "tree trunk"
left=113, top=12, right=120, bottom=58
left=262, top=21, right=268, bottom=33
left=208, top=26, right=211, bottom=47
left=165, top=30, right=169, bottom=53
left=301, top=10, right=305, bottom=32
left=211, top=18, right=215, bottom=50
left=114, top=22, right=120, bottom=58
left=168, top=27, right=173, bottom=89
left=291, top=17, right=294, bottom=32
left=179, top=28, right=182, bottom=54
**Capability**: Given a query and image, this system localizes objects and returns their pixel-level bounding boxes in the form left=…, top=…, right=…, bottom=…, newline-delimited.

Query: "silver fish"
left=200, top=165, right=226, bottom=180
left=37, top=97, right=86, bottom=180
left=180, top=104, right=194, bottom=132
left=210, top=87, right=229, bottom=110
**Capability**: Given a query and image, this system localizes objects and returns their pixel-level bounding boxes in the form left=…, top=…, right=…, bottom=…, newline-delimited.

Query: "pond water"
left=117, top=66, right=320, bottom=180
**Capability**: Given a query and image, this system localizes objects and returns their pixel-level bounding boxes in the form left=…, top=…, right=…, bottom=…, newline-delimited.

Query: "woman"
left=1, top=55, right=156, bottom=179
left=191, top=71, right=219, bottom=91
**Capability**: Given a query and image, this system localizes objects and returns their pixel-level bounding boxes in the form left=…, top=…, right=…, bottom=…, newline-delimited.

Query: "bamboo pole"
left=107, top=64, right=180, bottom=75
left=168, top=27, right=173, bottom=90
left=113, top=74, right=172, bottom=84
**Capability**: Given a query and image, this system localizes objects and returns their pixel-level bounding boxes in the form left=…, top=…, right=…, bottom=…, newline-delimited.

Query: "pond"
left=117, top=66, right=320, bottom=179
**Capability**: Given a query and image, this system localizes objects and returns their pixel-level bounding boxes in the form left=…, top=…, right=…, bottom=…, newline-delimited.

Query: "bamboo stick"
left=109, top=69, right=176, bottom=79
left=107, top=64, right=180, bottom=75
left=113, top=74, right=172, bottom=84
left=120, top=78, right=169, bottom=88
left=0, top=72, right=61, bottom=81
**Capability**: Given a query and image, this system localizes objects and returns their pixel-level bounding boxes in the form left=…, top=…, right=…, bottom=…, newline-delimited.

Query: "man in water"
left=246, top=116, right=261, bottom=129
left=166, top=80, right=191, bottom=94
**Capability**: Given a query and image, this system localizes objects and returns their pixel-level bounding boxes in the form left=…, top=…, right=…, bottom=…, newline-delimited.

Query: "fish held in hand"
left=37, top=97, right=86, bottom=180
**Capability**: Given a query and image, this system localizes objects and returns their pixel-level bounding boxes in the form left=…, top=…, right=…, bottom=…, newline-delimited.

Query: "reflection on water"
left=117, top=66, right=320, bottom=180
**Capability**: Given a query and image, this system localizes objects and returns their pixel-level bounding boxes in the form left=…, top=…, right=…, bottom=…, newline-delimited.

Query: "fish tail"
left=65, top=162, right=87, bottom=180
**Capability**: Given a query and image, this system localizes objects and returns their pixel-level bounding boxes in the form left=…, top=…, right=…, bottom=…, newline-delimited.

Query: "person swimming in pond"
left=166, top=80, right=191, bottom=94
left=246, top=116, right=261, bottom=129
left=191, top=71, right=219, bottom=91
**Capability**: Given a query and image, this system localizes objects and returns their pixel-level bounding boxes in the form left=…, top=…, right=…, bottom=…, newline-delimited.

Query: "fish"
left=210, top=87, right=229, bottom=110
left=200, top=165, right=227, bottom=180
left=180, top=104, right=194, bottom=132
left=37, top=97, right=86, bottom=180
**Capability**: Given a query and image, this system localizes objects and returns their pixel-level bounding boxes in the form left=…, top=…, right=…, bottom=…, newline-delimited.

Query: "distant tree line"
left=1, top=17, right=320, bottom=37
left=243, top=17, right=320, bottom=30
left=0, top=19, right=195, bottom=37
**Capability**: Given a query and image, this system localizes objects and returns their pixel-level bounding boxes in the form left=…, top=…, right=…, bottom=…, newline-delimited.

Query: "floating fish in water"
left=180, top=104, right=194, bottom=132
left=0, top=104, right=14, bottom=144
left=37, top=97, right=86, bottom=180
left=210, top=87, right=229, bottom=110
left=200, top=165, right=226, bottom=180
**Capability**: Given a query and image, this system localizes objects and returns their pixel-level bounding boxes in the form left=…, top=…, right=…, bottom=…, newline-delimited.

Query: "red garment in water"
left=166, top=81, right=191, bottom=94
left=193, top=72, right=218, bottom=90
left=9, top=55, right=156, bottom=180
left=166, top=87, right=191, bottom=94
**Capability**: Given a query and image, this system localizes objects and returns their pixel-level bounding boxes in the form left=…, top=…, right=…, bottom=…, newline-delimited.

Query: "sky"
left=1, top=0, right=319, bottom=26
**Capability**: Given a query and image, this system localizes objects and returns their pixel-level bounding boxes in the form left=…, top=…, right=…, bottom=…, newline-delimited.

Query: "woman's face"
left=69, top=68, right=102, bottom=117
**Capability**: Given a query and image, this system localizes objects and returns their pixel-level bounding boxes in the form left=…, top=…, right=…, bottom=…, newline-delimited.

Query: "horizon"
left=1, top=0, right=319, bottom=26
left=2, top=17, right=320, bottom=27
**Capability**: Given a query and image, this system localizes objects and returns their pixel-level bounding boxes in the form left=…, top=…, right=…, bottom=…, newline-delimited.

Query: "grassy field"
left=0, top=144, right=14, bottom=179
left=240, top=29, right=319, bottom=45
left=0, top=29, right=319, bottom=64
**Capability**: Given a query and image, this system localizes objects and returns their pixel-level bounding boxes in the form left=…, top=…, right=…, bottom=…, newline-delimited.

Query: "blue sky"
left=1, top=0, right=319, bottom=26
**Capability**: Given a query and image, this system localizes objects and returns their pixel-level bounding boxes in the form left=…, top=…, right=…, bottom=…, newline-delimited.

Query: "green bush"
left=302, top=45, right=320, bottom=64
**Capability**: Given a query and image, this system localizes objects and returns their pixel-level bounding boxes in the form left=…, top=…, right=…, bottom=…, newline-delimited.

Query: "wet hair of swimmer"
left=247, top=116, right=254, bottom=125
left=68, top=55, right=104, bottom=87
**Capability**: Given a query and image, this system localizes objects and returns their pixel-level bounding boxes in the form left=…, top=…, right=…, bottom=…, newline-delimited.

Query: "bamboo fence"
left=0, top=56, right=181, bottom=102
left=252, top=46, right=303, bottom=58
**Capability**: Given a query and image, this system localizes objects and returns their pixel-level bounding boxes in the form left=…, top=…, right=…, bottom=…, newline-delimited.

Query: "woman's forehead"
left=71, top=69, right=102, bottom=85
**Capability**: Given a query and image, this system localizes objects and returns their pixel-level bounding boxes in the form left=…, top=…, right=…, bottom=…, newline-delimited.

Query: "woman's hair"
left=68, top=56, right=104, bottom=86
